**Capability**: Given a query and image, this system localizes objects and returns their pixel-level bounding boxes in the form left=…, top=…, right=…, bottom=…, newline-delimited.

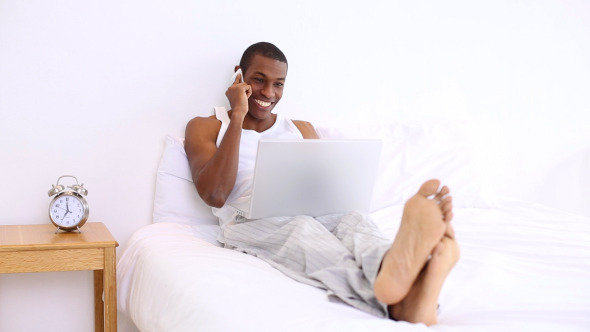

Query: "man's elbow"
left=198, top=188, right=227, bottom=209
left=192, top=172, right=228, bottom=208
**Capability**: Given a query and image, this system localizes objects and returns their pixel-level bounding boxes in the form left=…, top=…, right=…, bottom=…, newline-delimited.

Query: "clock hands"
left=55, top=205, right=67, bottom=212
left=61, top=200, right=72, bottom=220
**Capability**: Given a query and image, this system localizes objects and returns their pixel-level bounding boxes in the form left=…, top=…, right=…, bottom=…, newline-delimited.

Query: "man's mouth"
left=254, top=98, right=272, bottom=108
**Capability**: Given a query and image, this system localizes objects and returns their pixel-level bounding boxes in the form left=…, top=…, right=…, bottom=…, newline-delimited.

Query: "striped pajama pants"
left=218, top=211, right=391, bottom=317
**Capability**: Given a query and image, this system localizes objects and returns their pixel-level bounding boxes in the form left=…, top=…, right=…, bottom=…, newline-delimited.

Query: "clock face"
left=49, top=193, right=88, bottom=228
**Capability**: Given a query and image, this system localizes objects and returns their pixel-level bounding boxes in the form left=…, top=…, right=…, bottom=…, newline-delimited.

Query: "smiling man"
left=185, top=43, right=317, bottom=210
left=184, top=42, right=459, bottom=325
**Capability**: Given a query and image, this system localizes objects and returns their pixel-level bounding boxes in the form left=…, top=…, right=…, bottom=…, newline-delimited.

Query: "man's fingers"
left=231, top=69, right=244, bottom=85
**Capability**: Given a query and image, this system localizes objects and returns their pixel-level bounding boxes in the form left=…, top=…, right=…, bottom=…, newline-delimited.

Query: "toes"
left=441, top=198, right=453, bottom=218
left=415, top=180, right=454, bottom=223
left=434, top=185, right=450, bottom=201
left=444, top=223, right=455, bottom=238
left=440, top=196, right=453, bottom=213
left=417, top=179, right=441, bottom=197
left=443, top=210, right=454, bottom=223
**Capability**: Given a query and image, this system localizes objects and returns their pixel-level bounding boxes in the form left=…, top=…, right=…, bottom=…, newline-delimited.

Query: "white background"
left=1, top=0, right=589, bottom=331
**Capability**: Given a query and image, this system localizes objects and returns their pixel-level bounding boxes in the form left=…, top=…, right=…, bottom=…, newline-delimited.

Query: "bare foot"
left=374, top=179, right=453, bottom=304
left=390, top=234, right=460, bottom=325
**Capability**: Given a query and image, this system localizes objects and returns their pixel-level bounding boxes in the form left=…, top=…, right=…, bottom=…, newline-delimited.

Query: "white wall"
left=1, top=0, right=589, bottom=331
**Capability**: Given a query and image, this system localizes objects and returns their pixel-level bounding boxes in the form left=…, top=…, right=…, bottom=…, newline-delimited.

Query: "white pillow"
left=153, top=122, right=495, bottom=227
left=317, top=121, right=495, bottom=210
left=152, top=135, right=218, bottom=225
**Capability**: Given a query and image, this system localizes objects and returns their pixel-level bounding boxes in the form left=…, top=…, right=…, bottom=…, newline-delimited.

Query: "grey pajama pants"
left=218, top=211, right=391, bottom=317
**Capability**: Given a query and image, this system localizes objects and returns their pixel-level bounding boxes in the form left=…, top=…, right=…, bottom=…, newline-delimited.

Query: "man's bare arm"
left=184, top=73, right=251, bottom=208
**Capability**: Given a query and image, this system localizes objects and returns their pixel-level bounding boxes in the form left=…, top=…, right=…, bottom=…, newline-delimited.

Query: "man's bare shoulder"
left=187, top=114, right=219, bottom=126
left=186, top=115, right=221, bottom=133
left=292, top=119, right=320, bottom=139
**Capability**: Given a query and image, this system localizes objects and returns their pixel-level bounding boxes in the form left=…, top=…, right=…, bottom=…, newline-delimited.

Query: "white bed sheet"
left=117, top=200, right=590, bottom=332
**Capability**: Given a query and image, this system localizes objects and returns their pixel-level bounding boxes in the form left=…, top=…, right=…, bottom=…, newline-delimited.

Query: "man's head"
left=239, top=42, right=288, bottom=76
left=237, top=42, right=288, bottom=119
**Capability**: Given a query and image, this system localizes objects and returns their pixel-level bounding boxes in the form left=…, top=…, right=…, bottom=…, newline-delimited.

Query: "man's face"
left=243, top=54, right=287, bottom=119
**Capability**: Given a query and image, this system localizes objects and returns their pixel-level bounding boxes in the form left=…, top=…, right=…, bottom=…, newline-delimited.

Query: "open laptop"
left=231, top=139, right=382, bottom=219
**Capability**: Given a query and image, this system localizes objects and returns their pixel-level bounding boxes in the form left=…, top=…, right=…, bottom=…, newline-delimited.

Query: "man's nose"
left=261, top=83, right=274, bottom=98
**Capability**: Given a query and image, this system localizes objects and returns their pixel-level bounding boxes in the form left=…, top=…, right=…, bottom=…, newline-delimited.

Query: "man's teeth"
left=255, top=99, right=271, bottom=107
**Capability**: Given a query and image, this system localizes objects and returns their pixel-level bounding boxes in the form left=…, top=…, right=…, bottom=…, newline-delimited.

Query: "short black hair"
left=239, top=42, right=288, bottom=75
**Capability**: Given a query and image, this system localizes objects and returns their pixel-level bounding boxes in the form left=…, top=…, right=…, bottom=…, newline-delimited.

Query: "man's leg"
left=316, top=211, right=391, bottom=282
left=374, top=179, right=453, bottom=305
left=220, top=215, right=388, bottom=316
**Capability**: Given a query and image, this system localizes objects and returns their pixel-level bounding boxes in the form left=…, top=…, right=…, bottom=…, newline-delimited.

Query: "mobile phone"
left=230, top=68, right=244, bottom=84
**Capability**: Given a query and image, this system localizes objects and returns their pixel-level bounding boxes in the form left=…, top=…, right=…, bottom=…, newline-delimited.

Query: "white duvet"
left=118, top=126, right=590, bottom=331
left=118, top=201, right=590, bottom=332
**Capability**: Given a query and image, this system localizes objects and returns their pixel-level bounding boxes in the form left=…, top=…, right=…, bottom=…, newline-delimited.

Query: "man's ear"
left=234, top=65, right=241, bottom=72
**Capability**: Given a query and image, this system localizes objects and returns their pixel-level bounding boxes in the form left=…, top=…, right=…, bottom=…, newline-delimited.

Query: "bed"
left=117, top=121, right=590, bottom=332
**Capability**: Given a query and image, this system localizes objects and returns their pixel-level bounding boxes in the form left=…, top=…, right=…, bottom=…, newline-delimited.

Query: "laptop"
left=231, top=139, right=382, bottom=219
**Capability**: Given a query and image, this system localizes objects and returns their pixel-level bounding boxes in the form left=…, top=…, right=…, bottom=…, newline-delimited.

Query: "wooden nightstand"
left=0, top=222, right=119, bottom=332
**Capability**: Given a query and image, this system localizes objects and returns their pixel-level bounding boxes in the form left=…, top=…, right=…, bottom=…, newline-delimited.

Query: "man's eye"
left=274, top=83, right=284, bottom=88
left=253, top=78, right=264, bottom=83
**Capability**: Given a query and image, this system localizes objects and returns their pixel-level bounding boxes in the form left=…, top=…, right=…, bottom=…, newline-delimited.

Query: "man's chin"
left=249, top=103, right=276, bottom=118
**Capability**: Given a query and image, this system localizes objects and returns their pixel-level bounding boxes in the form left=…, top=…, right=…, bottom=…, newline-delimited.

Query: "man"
left=185, top=42, right=459, bottom=325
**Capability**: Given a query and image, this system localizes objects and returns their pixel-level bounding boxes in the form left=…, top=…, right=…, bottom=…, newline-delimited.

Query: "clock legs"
left=54, top=226, right=82, bottom=234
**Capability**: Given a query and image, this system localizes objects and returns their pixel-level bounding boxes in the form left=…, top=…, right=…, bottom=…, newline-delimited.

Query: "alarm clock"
left=48, top=175, right=89, bottom=233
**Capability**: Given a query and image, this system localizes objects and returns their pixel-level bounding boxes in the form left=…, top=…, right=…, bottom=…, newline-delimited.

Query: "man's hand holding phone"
left=226, top=69, right=251, bottom=120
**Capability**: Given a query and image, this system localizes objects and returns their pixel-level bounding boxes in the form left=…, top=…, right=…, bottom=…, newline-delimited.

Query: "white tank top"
left=212, top=107, right=303, bottom=224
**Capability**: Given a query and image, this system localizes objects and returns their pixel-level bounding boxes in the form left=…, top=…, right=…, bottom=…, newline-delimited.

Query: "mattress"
left=117, top=201, right=590, bottom=332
